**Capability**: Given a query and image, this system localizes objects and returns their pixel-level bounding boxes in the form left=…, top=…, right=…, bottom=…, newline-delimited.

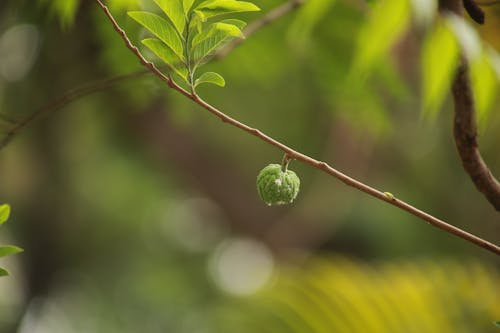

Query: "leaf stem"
left=184, top=12, right=196, bottom=91
left=440, top=0, right=500, bottom=210
left=281, top=153, right=292, bottom=172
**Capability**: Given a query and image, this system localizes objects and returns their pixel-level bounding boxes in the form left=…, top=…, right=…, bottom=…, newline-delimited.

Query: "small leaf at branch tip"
left=494, top=321, right=500, bottom=327
left=383, top=192, right=395, bottom=200
left=195, top=72, right=226, bottom=88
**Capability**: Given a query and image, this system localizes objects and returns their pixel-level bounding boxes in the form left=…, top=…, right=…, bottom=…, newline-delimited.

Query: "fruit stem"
left=281, top=153, right=292, bottom=172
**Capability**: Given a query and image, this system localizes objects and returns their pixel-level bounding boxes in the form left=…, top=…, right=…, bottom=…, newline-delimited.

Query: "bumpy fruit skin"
left=256, top=164, right=300, bottom=206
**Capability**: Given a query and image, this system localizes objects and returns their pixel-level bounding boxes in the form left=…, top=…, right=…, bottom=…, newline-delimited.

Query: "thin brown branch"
left=463, top=0, right=485, bottom=23
left=0, top=70, right=150, bottom=150
left=0, top=0, right=304, bottom=151
left=212, top=0, right=305, bottom=60
left=440, top=0, right=500, bottom=211
left=96, top=0, right=500, bottom=255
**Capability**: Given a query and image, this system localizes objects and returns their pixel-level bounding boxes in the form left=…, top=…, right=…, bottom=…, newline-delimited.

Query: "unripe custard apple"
left=256, top=164, right=300, bottom=206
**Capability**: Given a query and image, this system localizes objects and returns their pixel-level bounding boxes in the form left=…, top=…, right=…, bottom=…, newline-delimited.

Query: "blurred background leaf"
left=352, top=0, right=410, bottom=75
left=421, top=19, right=460, bottom=118
left=214, top=256, right=500, bottom=333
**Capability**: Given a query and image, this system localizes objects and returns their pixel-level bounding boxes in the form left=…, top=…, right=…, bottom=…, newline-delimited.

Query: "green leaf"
left=353, top=0, right=411, bottom=74
left=188, top=12, right=203, bottom=35
left=142, top=38, right=188, bottom=81
left=220, top=18, right=247, bottom=30
left=38, top=0, right=79, bottom=27
left=0, top=245, right=23, bottom=258
left=194, top=0, right=260, bottom=21
left=471, top=50, right=497, bottom=125
left=192, top=21, right=243, bottom=47
left=495, top=321, right=500, bottom=327
left=183, top=0, right=196, bottom=14
left=153, top=0, right=186, bottom=35
left=287, top=0, right=336, bottom=47
left=128, top=11, right=184, bottom=60
left=421, top=21, right=459, bottom=117
left=191, top=22, right=244, bottom=66
left=0, top=204, right=10, bottom=225
left=195, top=71, right=226, bottom=87
left=0, top=267, right=8, bottom=277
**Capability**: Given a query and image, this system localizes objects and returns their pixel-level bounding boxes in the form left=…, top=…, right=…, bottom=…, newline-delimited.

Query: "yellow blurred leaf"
left=353, top=0, right=411, bottom=74
left=421, top=21, right=460, bottom=118
left=471, top=50, right=498, bottom=127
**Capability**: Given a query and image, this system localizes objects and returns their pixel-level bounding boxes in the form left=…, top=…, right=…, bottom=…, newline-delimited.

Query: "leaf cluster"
left=128, top=0, right=260, bottom=89
left=0, top=204, right=22, bottom=277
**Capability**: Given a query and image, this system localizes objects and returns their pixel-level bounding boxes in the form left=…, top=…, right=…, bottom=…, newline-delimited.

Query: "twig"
left=0, top=70, right=150, bottom=149
left=212, top=0, right=305, bottom=60
left=0, top=0, right=305, bottom=151
left=463, top=0, right=485, bottom=24
left=96, top=0, right=500, bottom=255
left=440, top=0, right=500, bottom=211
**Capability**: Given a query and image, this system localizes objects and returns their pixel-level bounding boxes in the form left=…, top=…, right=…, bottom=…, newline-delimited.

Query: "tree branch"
left=463, top=0, right=485, bottom=24
left=0, top=70, right=150, bottom=150
left=452, top=60, right=500, bottom=210
left=440, top=0, right=500, bottom=211
left=96, top=0, right=500, bottom=255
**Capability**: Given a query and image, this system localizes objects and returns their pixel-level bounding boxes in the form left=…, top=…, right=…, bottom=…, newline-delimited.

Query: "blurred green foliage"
left=0, top=204, right=23, bottom=277
left=127, top=0, right=260, bottom=87
left=216, top=257, right=500, bottom=333
left=0, top=0, right=499, bottom=332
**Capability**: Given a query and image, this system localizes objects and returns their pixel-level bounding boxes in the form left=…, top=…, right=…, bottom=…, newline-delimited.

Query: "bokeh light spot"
left=209, top=238, right=274, bottom=296
left=0, top=24, right=40, bottom=82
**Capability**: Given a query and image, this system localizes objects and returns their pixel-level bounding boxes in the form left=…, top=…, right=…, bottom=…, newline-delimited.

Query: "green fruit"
left=256, top=164, right=300, bottom=206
